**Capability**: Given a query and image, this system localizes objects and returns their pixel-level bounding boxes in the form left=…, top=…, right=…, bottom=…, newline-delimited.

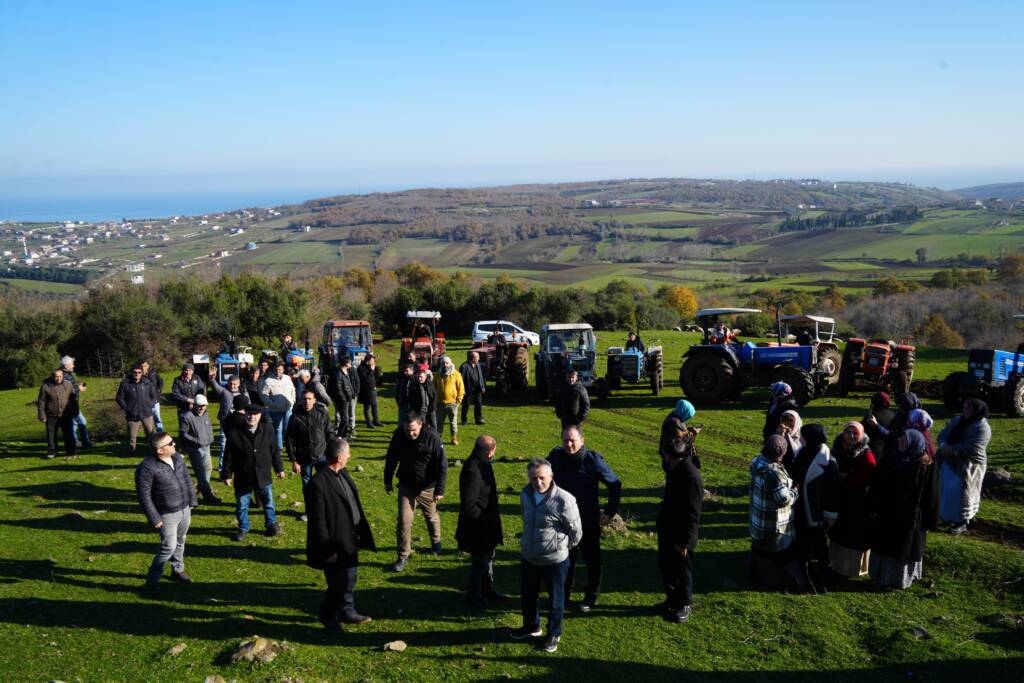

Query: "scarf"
left=945, top=398, right=989, bottom=445
left=833, top=432, right=870, bottom=473
left=790, top=423, right=828, bottom=484
left=897, top=428, right=927, bottom=462
left=780, top=409, right=803, bottom=456
left=672, top=399, right=696, bottom=422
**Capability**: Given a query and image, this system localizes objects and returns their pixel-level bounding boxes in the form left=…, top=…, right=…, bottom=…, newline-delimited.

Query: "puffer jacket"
left=135, top=452, right=197, bottom=526
left=286, top=403, right=334, bottom=466
left=519, top=482, right=582, bottom=566
left=434, top=371, right=465, bottom=405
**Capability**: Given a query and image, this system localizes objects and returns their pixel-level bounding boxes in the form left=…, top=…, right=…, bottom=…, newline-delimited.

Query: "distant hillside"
left=954, top=182, right=1024, bottom=202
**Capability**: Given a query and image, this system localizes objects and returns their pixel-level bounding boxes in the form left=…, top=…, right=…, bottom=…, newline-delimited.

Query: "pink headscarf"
left=843, top=421, right=865, bottom=442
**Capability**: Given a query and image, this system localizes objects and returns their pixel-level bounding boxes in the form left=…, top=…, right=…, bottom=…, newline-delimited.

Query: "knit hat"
left=182, top=362, right=194, bottom=371
left=672, top=399, right=696, bottom=422
left=770, top=382, right=792, bottom=398
left=871, top=392, right=891, bottom=410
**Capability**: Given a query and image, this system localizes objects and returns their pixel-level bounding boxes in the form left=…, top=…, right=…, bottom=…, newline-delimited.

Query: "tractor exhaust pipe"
left=776, top=308, right=783, bottom=347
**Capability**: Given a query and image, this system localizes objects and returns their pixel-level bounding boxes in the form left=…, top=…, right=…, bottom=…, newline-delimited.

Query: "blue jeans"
left=217, top=431, right=227, bottom=471
left=236, top=484, right=277, bottom=532
left=71, top=411, right=91, bottom=446
left=301, top=459, right=325, bottom=486
left=269, top=409, right=291, bottom=450
left=152, top=403, right=164, bottom=432
left=182, top=445, right=215, bottom=500
left=520, top=557, right=570, bottom=637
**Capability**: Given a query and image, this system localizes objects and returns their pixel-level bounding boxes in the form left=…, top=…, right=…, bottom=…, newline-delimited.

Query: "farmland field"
left=0, top=333, right=1021, bottom=680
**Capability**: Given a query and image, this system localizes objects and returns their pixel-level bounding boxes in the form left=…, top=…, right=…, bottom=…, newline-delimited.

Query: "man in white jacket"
left=259, top=360, right=296, bottom=450
left=511, top=458, right=582, bottom=654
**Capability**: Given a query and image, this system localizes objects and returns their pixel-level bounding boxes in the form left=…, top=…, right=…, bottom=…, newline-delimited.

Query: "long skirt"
left=868, top=553, right=922, bottom=589
left=829, top=543, right=869, bottom=577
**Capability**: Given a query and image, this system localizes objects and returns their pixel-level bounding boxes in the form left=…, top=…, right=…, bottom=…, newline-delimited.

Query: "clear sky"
left=2, top=1, right=1023, bottom=195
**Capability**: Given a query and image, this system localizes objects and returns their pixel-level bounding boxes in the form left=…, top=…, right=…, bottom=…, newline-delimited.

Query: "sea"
left=0, top=186, right=404, bottom=224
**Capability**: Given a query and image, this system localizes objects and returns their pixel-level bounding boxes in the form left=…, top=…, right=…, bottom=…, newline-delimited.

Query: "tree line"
left=779, top=207, right=923, bottom=233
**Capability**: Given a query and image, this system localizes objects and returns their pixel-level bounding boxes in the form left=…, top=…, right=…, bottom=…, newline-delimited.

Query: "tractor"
left=469, top=334, right=531, bottom=397
left=605, top=343, right=664, bottom=395
left=535, top=323, right=607, bottom=401
left=678, top=308, right=832, bottom=406
left=781, top=314, right=842, bottom=387
left=400, top=311, right=446, bottom=371
left=837, top=336, right=915, bottom=397
left=319, top=320, right=373, bottom=378
left=211, top=340, right=255, bottom=382
left=942, top=314, right=1024, bottom=417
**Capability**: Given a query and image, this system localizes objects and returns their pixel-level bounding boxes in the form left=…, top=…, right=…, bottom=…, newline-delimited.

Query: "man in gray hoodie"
left=511, top=458, right=582, bottom=654
left=180, top=393, right=218, bottom=504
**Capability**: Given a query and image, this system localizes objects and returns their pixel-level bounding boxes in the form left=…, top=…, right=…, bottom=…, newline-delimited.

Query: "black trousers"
left=320, top=564, right=358, bottom=623
left=797, top=521, right=831, bottom=589
left=333, top=399, right=353, bottom=433
left=461, top=392, right=484, bottom=424
left=468, top=547, right=496, bottom=599
left=45, top=414, right=75, bottom=456
left=362, top=392, right=379, bottom=425
left=657, top=533, right=694, bottom=608
left=565, top=517, right=601, bottom=600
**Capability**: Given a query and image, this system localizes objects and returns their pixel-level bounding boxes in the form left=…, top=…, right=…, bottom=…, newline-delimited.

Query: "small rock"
left=450, top=459, right=461, bottom=468
left=241, top=614, right=255, bottom=621
left=383, top=640, right=408, bottom=652
left=167, top=642, right=187, bottom=656
left=354, top=465, right=364, bottom=472
left=909, top=626, right=932, bottom=640
left=984, top=468, right=1012, bottom=492
left=603, top=514, right=627, bottom=533
left=230, top=635, right=284, bottom=664
left=204, top=676, right=226, bottom=683
left=279, top=493, right=288, bottom=500
left=86, top=556, right=96, bottom=563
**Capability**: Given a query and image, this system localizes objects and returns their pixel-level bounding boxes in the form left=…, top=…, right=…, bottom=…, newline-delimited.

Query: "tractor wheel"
left=657, top=355, right=664, bottom=390
left=607, top=371, right=622, bottom=391
left=594, top=377, right=610, bottom=402
left=817, top=348, right=842, bottom=386
left=495, top=373, right=511, bottom=399
left=890, top=370, right=911, bottom=396
left=895, top=348, right=916, bottom=383
left=1004, top=375, right=1024, bottom=417
left=771, top=366, right=816, bottom=407
left=511, top=347, right=529, bottom=389
left=536, top=362, right=548, bottom=398
left=679, top=353, right=737, bottom=404
left=942, top=372, right=967, bottom=412
left=650, top=365, right=660, bottom=395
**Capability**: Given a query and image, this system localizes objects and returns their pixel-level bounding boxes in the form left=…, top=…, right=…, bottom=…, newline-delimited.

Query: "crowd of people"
left=33, top=336, right=995, bottom=653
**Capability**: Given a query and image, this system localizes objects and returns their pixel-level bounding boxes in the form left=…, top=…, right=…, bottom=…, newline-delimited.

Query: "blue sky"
left=2, top=1, right=1023, bottom=194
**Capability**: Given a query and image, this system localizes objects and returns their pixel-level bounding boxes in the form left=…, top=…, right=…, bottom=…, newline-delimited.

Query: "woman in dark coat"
left=456, top=435, right=505, bottom=608
left=868, top=429, right=939, bottom=589
left=862, top=392, right=894, bottom=459
left=790, top=424, right=839, bottom=592
left=828, top=422, right=877, bottom=578
left=763, top=382, right=800, bottom=441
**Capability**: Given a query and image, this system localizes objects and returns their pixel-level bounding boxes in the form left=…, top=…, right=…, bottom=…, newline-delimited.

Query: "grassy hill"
left=1, top=333, right=1022, bottom=681
left=954, top=182, right=1024, bottom=202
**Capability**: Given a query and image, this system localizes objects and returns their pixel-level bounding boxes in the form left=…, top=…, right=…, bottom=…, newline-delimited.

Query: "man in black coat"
left=357, top=354, right=384, bottom=428
left=384, top=413, right=448, bottom=571
left=304, top=437, right=375, bottom=631
left=116, top=365, right=159, bottom=456
left=141, top=359, right=165, bottom=431
left=221, top=406, right=285, bottom=541
left=657, top=429, right=703, bottom=623
left=555, top=369, right=590, bottom=428
left=547, top=424, right=621, bottom=612
left=331, top=356, right=358, bottom=438
left=171, top=363, right=207, bottom=432
left=459, top=351, right=487, bottom=426
left=456, top=435, right=506, bottom=608
left=286, top=389, right=335, bottom=487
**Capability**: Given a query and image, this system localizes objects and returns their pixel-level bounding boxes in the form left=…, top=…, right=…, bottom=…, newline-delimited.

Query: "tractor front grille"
left=621, top=355, right=640, bottom=376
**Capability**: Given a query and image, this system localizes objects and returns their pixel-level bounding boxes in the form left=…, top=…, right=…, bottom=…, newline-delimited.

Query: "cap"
left=194, top=393, right=208, bottom=406
left=244, top=405, right=263, bottom=416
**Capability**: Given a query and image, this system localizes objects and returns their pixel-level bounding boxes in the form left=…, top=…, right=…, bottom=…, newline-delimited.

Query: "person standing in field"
left=434, top=355, right=465, bottom=446
left=221, top=405, right=286, bottom=541
left=36, top=367, right=76, bottom=459
left=260, top=359, right=296, bottom=450
left=456, top=435, right=507, bottom=608
left=357, top=354, right=384, bottom=428
left=179, top=393, right=219, bottom=504
left=60, top=356, right=91, bottom=449
left=657, top=425, right=702, bottom=623
left=171, top=362, right=206, bottom=433
left=459, top=351, right=487, bottom=426
left=555, top=369, right=589, bottom=429
left=937, top=398, right=991, bottom=535
left=141, top=359, right=165, bottom=432
left=116, top=364, right=159, bottom=457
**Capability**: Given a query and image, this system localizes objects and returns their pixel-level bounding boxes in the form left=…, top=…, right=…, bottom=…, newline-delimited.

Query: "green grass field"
left=1, top=333, right=1022, bottom=681
left=0, top=277, right=85, bottom=294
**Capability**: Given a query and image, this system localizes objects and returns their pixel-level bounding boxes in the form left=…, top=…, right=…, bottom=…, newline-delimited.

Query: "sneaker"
left=475, top=419, right=486, bottom=425
left=170, top=570, right=193, bottom=584
left=510, top=625, right=543, bottom=640
left=233, top=531, right=248, bottom=542
left=431, top=541, right=442, bottom=556
left=451, top=436, right=459, bottom=446
left=44, top=453, right=56, bottom=460
left=540, top=634, right=560, bottom=652
left=950, top=523, right=968, bottom=535
left=298, top=514, right=308, bottom=522
left=140, top=582, right=161, bottom=599
left=265, top=523, right=282, bottom=537
left=668, top=605, right=692, bottom=623
left=578, top=595, right=598, bottom=613
left=339, top=612, right=372, bottom=625
left=392, top=558, right=408, bottom=572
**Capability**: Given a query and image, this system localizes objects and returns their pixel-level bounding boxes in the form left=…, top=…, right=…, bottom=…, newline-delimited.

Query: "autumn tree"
left=917, top=313, right=965, bottom=348
left=660, top=285, right=698, bottom=319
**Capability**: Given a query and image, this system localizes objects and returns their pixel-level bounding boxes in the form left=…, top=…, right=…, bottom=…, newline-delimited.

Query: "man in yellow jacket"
left=434, top=356, right=466, bottom=446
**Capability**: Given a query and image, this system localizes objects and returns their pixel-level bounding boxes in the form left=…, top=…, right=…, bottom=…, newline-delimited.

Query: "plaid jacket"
left=749, top=455, right=799, bottom=540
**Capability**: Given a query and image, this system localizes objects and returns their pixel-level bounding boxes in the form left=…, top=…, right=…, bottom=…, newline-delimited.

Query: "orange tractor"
left=469, top=334, right=530, bottom=397
left=838, top=338, right=915, bottom=396
left=400, top=311, right=446, bottom=371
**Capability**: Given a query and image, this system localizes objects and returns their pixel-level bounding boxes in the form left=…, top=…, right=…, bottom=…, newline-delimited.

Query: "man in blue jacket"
left=547, top=424, right=622, bottom=613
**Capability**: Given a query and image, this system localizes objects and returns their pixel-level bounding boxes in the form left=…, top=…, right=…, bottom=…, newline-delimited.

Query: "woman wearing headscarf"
left=790, top=424, right=839, bottom=592
left=777, top=410, right=802, bottom=473
left=868, top=392, right=922, bottom=459
left=907, top=409, right=936, bottom=458
left=659, top=400, right=699, bottom=473
left=937, top=398, right=992, bottom=534
left=748, top=435, right=805, bottom=589
left=862, top=392, right=894, bottom=459
left=868, top=429, right=939, bottom=589
left=827, top=422, right=877, bottom=578
left=763, top=382, right=799, bottom=441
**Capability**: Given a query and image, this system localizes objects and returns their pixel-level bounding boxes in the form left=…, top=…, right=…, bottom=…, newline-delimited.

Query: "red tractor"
left=838, top=338, right=915, bottom=396
left=400, top=311, right=446, bottom=371
left=469, top=335, right=530, bottom=397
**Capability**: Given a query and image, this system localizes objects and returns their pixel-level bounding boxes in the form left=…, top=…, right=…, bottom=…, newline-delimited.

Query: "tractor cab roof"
left=406, top=311, right=441, bottom=320
left=1015, top=314, right=1024, bottom=320
left=542, top=323, right=594, bottom=332
left=695, top=308, right=761, bottom=319
left=325, top=320, right=371, bottom=327
left=781, top=315, right=835, bottom=325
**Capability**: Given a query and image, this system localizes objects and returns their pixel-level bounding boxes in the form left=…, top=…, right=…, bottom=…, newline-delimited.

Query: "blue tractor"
left=212, top=342, right=255, bottom=382
left=318, top=320, right=374, bottom=377
left=678, top=308, right=832, bottom=406
left=942, top=315, right=1024, bottom=417
left=605, top=342, right=664, bottom=395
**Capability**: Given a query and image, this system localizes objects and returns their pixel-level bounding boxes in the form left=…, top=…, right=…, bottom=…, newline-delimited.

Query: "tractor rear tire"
left=495, top=374, right=511, bottom=398
left=680, top=353, right=737, bottom=404
left=1004, top=375, right=1024, bottom=417
left=607, top=371, right=622, bottom=391
left=594, top=377, right=610, bottom=402
left=657, top=355, right=664, bottom=390
left=650, top=366, right=660, bottom=395
left=818, top=348, right=842, bottom=386
left=895, top=348, right=916, bottom=383
left=942, top=372, right=967, bottom=412
left=838, top=341, right=863, bottom=397
left=511, top=347, right=529, bottom=389
left=771, top=366, right=816, bottom=407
